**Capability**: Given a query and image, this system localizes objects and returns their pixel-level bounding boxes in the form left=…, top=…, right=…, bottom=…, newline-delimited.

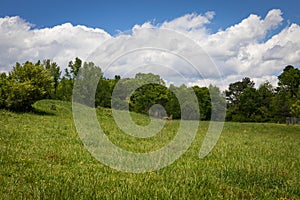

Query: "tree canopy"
left=0, top=59, right=299, bottom=123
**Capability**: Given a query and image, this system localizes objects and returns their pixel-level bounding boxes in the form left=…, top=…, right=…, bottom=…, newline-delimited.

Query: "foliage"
left=43, top=59, right=61, bottom=98
left=192, top=86, right=211, bottom=120
left=225, top=77, right=254, bottom=106
left=2, top=62, right=53, bottom=111
left=73, top=61, right=103, bottom=107
left=135, top=72, right=165, bottom=85
left=130, top=83, right=169, bottom=116
left=290, top=100, right=300, bottom=117
left=209, top=85, right=226, bottom=121
left=278, top=65, right=300, bottom=97
left=225, top=77, right=256, bottom=122
left=0, top=57, right=299, bottom=123
left=65, top=57, right=82, bottom=79
left=0, top=73, right=8, bottom=108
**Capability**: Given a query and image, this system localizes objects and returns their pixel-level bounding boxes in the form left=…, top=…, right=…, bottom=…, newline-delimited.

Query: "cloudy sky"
left=1, top=0, right=300, bottom=90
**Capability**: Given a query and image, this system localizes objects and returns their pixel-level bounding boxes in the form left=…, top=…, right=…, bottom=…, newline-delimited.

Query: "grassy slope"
left=0, top=100, right=299, bottom=199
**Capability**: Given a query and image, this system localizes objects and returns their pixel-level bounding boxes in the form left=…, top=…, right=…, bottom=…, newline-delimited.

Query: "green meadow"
left=0, top=100, right=299, bottom=199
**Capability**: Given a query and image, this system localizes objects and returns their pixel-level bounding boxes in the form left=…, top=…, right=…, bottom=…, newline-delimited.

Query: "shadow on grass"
left=1, top=106, right=57, bottom=116
left=30, top=107, right=56, bottom=116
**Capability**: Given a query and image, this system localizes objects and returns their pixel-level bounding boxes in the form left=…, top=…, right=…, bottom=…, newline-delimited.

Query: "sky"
left=1, top=0, right=300, bottom=90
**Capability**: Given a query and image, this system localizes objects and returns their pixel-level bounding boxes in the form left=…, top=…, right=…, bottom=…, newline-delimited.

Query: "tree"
left=135, top=73, right=165, bottom=85
left=192, top=86, right=211, bottom=120
left=209, top=85, right=226, bottom=121
left=111, top=78, right=143, bottom=110
left=165, top=84, right=181, bottom=119
left=73, top=61, right=103, bottom=107
left=168, top=84, right=199, bottom=120
left=0, top=73, right=8, bottom=108
left=256, top=81, right=274, bottom=121
left=56, top=77, right=73, bottom=101
left=278, top=65, right=300, bottom=98
left=56, top=58, right=82, bottom=101
left=237, top=87, right=260, bottom=121
left=43, top=59, right=61, bottom=98
left=225, top=77, right=255, bottom=121
left=65, top=57, right=82, bottom=79
left=270, top=90, right=292, bottom=123
left=96, top=78, right=112, bottom=108
left=5, top=62, right=53, bottom=111
left=290, top=100, right=300, bottom=118
left=130, top=83, right=169, bottom=117
left=225, top=77, right=254, bottom=106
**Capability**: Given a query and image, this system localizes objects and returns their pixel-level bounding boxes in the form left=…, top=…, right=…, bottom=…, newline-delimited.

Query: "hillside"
left=0, top=100, right=299, bottom=199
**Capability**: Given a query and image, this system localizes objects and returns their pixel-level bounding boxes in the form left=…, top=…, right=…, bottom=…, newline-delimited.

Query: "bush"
left=4, top=62, right=53, bottom=111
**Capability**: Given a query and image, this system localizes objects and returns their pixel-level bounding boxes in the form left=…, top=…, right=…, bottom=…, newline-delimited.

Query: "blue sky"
left=1, top=0, right=299, bottom=35
left=1, top=0, right=300, bottom=89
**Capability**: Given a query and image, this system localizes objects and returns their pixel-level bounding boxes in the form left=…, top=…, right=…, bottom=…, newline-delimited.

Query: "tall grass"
left=0, top=100, right=299, bottom=199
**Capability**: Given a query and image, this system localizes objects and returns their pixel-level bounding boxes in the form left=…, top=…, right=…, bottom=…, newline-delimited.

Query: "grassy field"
left=0, top=99, right=299, bottom=199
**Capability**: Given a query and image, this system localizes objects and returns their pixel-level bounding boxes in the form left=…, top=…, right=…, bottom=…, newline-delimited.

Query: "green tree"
left=256, top=81, right=274, bottom=121
left=168, top=84, right=199, bottom=120
left=270, top=90, right=292, bottom=123
left=265, top=65, right=300, bottom=122
left=209, top=85, right=226, bottom=121
left=237, top=87, right=260, bottom=121
left=43, top=59, right=61, bottom=98
left=225, top=77, right=255, bottom=106
left=165, top=84, right=181, bottom=119
left=56, top=58, right=82, bottom=101
left=192, top=86, right=211, bottom=120
left=56, top=77, right=73, bottom=101
left=6, top=62, right=53, bottom=111
left=0, top=73, right=8, bottom=108
left=65, top=57, right=82, bottom=79
left=130, top=83, right=169, bottom=117
left=135, top=73, right=165, bottom=85
left=73, top=62, right=103, bottom=107
left=225, top=77, right=255, bottom=121
left=96, top=78, right=112, bottom=108
left=290, top=100, right=300, bottom=118
left=278, top=65, right=300, bottom=97
left=96, top=75, right=121, bottom=108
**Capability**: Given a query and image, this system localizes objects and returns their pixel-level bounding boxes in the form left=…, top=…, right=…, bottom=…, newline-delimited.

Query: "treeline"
left=0, top=58, right=299, bottom=122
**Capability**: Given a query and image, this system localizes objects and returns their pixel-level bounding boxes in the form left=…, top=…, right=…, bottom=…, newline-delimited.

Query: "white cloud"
left=0, top=16, right=111, bottom=72
left=161, top=12, right=214, bottom=31
left=0, top=9, right=299, bottom=91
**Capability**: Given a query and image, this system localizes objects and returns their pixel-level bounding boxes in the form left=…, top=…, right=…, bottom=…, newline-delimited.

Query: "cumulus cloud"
left=0, top=9, right=299, bottom=91
left=0, top=16, right=111, bottom=72
left=161, top=12, right=214, bottom=31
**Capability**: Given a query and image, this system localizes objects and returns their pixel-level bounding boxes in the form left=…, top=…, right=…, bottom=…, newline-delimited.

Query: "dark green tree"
left=256, top=81, right=274, bottom=121
left=278, top=65, right=300, bottom=97
left=192, top=86, right=211, bottom=120
left=0, top=73, right=8, bottom=108
left=130, top=83, right=169, bottom=117
left=236, top=87, right=260, bottom=121
left=96, top=76, right=121, bottom=108
left=270, top=90, right=292, bottom=123
left=225, top=77, right=255, bottom=121
left=225, top=77, right=254, bottom=106
left=165, top=84, right=181, bottom=119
